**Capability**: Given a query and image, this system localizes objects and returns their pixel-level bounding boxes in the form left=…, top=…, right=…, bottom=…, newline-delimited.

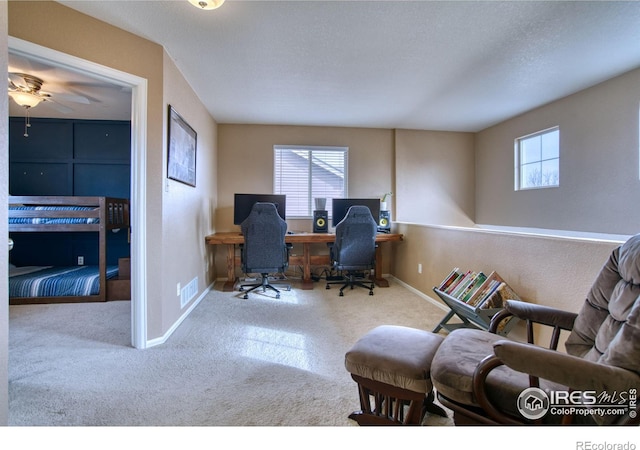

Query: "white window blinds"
left=274, top=146, right=348, bottom=218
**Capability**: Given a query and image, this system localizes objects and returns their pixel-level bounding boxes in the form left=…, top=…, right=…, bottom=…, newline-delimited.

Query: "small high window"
left=515, top=127, right=559, bottom=190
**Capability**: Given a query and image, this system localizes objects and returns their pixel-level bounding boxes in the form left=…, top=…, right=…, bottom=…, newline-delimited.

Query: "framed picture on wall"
left=167, top=105, right=197, bottom=187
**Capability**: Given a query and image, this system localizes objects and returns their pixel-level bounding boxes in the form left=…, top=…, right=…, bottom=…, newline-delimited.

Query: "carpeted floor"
left=8, top=277, right=453, bottom=426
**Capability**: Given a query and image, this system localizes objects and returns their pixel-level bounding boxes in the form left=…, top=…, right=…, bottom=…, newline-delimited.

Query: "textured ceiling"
left=8, top=51, right=132, bottom=121
left=13, top=1, right=640, bottom=131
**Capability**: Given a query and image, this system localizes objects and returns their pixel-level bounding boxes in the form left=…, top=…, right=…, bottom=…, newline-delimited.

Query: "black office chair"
left=326, top=205, right=377, bottom=296
left=239, top=202, right=291, bottom=299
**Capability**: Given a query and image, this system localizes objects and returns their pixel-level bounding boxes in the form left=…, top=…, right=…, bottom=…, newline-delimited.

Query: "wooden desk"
left=205, top=232, right=404, bottom=291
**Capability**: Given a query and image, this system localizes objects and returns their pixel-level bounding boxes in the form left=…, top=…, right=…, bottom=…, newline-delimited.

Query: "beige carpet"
left=8, top=277, right=453, bottom=426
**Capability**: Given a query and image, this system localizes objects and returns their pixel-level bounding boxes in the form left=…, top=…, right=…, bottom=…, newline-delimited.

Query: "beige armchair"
left=431, top=234, right=640, bottom=425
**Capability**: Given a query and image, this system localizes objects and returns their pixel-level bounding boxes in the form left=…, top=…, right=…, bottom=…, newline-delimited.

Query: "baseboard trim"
left=145, top=281, right=215, bottom=349
left=387, top=275, right=448, bottom=312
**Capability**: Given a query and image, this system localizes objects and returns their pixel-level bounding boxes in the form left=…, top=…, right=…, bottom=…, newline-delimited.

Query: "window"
left=515, top=127, right=559, bottom=190
left=274, top=145, right=348, bottom=218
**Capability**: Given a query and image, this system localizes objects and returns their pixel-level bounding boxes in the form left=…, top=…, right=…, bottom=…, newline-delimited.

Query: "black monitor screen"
left=233, top=193, right=286, bottom=225
left=331, top=198, right=380, bottom=227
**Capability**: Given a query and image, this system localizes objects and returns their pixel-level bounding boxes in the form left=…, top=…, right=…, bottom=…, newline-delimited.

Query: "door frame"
left=8, top=37, right=149, bottom=348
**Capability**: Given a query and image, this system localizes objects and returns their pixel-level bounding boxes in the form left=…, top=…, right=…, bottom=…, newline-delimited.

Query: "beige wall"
left=390, top=70, right=637, bottom=344
left=162, top=54, right=218, bottom=332
left=395, top=129, right=475, bottom=227
left=391, top=223, right=620, bottom=343
left=216, top=124, right=394, bottom=276
left=217, top=124, right=394, bottom=230
left=8, top=1, right=217, bottom=341
left=475, top=68, right=640, bottom=235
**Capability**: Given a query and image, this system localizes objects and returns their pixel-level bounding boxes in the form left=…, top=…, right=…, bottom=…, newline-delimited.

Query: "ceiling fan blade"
left=45, top=98, right=74, bottom=114
left=8, top=73, right=29, bottom=90
left=41, top=91, right=90, bottom=105
left=55, top=92, right=91, bottom=105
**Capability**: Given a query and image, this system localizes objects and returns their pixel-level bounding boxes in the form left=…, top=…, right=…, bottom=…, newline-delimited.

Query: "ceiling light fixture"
left=9, top=90, right=44, bottom=108
left=188, top=0, right=225, bottom=10
left=8, top=91, right=44, bottom=137
left=7, top=73, right=50, bottom=137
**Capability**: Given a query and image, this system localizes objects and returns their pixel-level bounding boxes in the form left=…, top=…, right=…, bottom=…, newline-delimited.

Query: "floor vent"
left=181, top=277, right=198, bottom=308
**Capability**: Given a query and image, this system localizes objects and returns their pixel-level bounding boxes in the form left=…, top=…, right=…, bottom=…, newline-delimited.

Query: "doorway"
left=8, top=37, right=148, bottom=348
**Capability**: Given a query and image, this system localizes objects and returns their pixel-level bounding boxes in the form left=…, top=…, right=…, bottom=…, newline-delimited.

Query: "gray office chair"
left=326, top=205, right=377, bottom=296
left=239, top=202, right=291, bottom=299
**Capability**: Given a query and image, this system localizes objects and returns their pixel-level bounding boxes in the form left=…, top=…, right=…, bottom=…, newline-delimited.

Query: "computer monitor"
left=233, top=193, right=286, bottom=225
left=331, top=198, right=380, bottom=227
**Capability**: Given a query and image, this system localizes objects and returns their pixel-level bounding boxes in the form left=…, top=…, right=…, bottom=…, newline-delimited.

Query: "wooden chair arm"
left=490, top=300, right=578, bottom=349
left=472, top=354, right=525, bottom=424
left=504, top=300, right=578, bottom=331
left=493, top=340, right=640, bottom=393
left=472, top=340, right=640, bottom=425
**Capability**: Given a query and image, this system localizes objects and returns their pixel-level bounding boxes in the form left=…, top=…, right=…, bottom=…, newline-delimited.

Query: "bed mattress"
left=9, top=265, right=118, bottom=298
left=9, top=206, right=100, bottom=225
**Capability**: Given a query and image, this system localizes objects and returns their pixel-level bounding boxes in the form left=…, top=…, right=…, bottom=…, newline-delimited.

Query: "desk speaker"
left=313, top=210, right=328, bottom=233
left=378, top=210, right=391, bottom=233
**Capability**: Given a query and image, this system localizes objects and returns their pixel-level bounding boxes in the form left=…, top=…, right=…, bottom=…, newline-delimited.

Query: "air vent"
left=181, top=277, right=198, bottom=308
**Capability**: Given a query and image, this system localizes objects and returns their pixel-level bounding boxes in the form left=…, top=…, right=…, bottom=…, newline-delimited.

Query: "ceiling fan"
left=8, top=72, right=91, bottom=111
left=8, top=72, right=90, bottom=136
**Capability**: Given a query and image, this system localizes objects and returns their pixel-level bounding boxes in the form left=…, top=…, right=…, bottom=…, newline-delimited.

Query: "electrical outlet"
left=78, top=256, right=84, bottom=265
left=177, top=282, right=181, bottom=296
left=418, top=263, right=422, bottom=274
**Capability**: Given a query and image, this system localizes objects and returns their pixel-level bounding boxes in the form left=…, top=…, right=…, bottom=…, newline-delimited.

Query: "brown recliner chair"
left=430, top=234, right=640, bottom=425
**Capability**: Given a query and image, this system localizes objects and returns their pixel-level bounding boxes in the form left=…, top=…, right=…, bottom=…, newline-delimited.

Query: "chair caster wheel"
left=243, top=294, right=248, bottom=299
left=239, top=287, right=245, bottom=292
left=326, top=285, right=330, bottom=289
left=287, top=287, right=291, bottom=291
left=276, top=294, right=280, bottom=299
left=339, top=291, right=344, bottom=297
left=369, top=291, right=374, bottom=296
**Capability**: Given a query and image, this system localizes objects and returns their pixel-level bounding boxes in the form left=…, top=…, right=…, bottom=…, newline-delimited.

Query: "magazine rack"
left=431, top=288, right=517, bottom=336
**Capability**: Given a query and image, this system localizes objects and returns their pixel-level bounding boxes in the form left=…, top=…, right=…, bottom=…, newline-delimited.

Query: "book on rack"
left=437, top=267, right=461, bottom=291
left=436, top=269, right=491, bottom=304
left=436, top=268, right=522, bottom=309
left=450, top=271, right=477, bottom=298
left=460, top=272, right=487, bottom=303
left=444, top=270, right=470, bottom=295
left=466, top=271, right=505, bottom=307
left=482, top=282, right=522, bottom=309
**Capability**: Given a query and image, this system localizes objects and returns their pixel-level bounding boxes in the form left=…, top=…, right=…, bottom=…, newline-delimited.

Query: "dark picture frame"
left=167, top=105, right=197, bottom=187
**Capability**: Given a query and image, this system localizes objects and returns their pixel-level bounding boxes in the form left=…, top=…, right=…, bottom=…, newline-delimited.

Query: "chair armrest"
left=504, top=300, right=578, bottom=331
left=492, top=340, right=639, bottom=393
left=473, top=340, right=640, bottom=424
